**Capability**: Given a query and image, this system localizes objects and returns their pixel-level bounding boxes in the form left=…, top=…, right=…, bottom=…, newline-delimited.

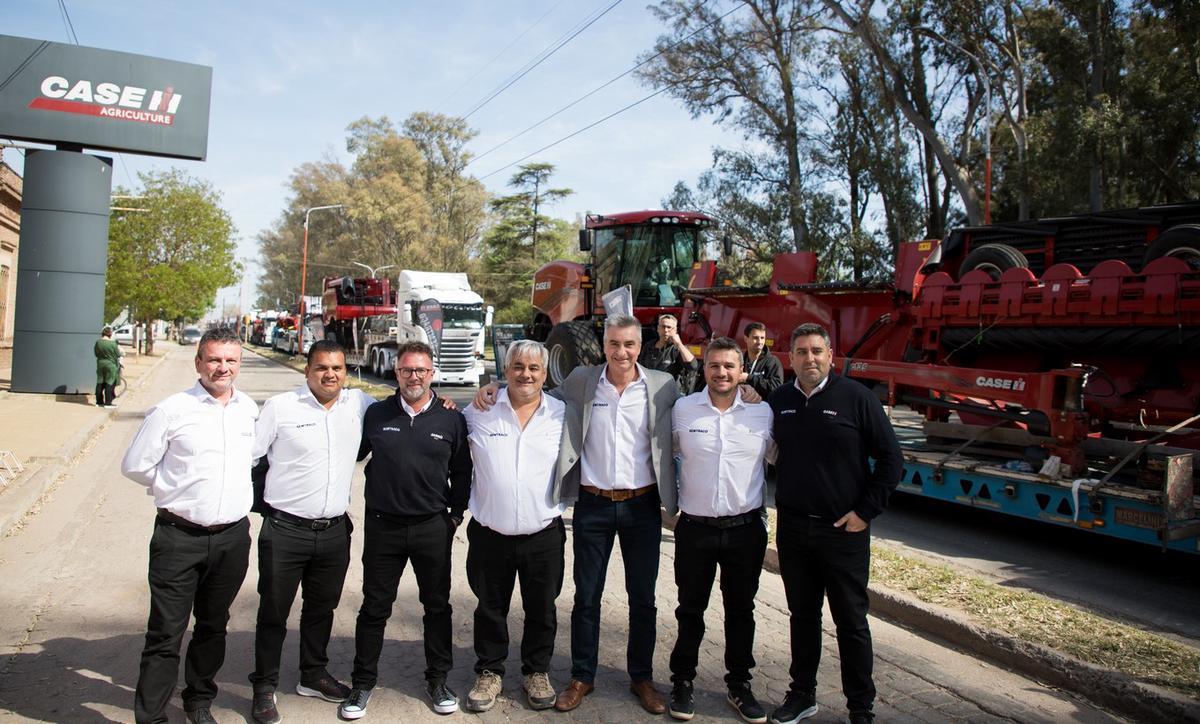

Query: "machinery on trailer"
left=320, top=276, right=399, bottom=377
left=536, top=203, right=1200, bottom=551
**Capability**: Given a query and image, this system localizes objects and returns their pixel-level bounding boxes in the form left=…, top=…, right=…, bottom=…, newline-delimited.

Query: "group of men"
left=121, top=313, right=901, bottom=724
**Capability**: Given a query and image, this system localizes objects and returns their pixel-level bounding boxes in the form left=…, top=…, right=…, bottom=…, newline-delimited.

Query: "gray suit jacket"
left=550, top=364, right=681, bottom=514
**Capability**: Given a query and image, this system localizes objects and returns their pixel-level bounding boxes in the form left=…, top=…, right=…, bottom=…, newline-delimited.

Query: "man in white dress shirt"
left=122, top=327, right=259, bottom=724
left=667, top=337, right=774, bottom=723
left=246, top=340, right=376, bottom=723
left=461, top=340, right=566, bottom=713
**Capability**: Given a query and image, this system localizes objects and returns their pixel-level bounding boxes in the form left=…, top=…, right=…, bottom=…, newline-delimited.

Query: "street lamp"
left=351, top=261, right=397, bottom=279
left=298, top=204, right=343, bottom=353
left=917, top=27, right=991, bottom=224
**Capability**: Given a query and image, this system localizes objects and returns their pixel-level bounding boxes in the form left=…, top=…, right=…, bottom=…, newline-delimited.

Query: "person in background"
left=639, top=313, right=699, bottom=395
left=94, top=325, right=123, bottom=408
left=739, top=322, right=783, bottom=399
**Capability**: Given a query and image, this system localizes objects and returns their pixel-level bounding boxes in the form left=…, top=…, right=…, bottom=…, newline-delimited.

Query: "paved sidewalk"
left=0, top=346, right=1123, bottom=723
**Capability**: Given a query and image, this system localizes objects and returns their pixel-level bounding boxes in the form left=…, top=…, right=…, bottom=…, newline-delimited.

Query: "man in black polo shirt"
left=340, top=341, right=472, bottom=720
left=767, top=323, right=902, bottom=724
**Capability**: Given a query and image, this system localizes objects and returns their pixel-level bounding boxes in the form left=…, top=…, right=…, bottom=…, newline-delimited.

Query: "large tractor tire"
left=545, top=320, right=602, bottom=389
left=1143, top=224, right=1200, bottom=269
left=959, top=243, right=1029, bottom=281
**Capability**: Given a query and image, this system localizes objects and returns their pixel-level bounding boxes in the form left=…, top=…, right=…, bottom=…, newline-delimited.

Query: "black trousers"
left=465, top=518, right=565, bottom=676
left=249, top=515, right=352, bottom=691
left=776, top=510, right=875, bottom=713
left=134, top=517, right=251, bottom=724
left=95, top=382, right=115, bottom=406
left=669, top=514, right=768, bottom=686
left=351, top=510, right=455, bottom=688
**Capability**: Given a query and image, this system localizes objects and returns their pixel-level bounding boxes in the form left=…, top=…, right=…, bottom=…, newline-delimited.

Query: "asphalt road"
left=871, top=492, right=1200, bottom=643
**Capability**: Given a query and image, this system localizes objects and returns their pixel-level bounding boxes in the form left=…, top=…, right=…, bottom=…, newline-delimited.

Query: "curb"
left=0, top=351, right=170, bottom=537
left=661, top=512, right=1200, bottom=723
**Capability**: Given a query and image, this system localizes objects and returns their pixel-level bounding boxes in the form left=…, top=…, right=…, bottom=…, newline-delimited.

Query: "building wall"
left=0, top=161, right=21, bottom=347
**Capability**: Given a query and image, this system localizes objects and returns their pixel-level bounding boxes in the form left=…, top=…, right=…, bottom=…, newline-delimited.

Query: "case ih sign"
left=0, top=35, right=212, bottom=160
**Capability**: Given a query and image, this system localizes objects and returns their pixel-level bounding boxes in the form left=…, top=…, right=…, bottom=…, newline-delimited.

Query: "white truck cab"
left=394, top=270, right=493, bottom=385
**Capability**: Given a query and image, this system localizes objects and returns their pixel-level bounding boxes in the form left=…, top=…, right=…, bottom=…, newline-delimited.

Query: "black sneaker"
left=770, top=690, right=818, bottom=724
left=338, top=688, right=372, bottom=720
left=297, top=673, right=351, bottom=702
left=426, top=680, right=459, bottom=714
left=728, top=684, right=767, bottom=724
left=251, top=690, right=281, bottom=724
left=669, top=680, right=695, bottom=721
left=185, top=708, right=217, bottom=724
left=848, top=711, right=875, bottom=724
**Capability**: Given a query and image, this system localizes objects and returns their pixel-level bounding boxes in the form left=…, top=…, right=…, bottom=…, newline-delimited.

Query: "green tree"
left=106, top=169, right=238, bottom=354
left=479, top=163, right=576, bottom=322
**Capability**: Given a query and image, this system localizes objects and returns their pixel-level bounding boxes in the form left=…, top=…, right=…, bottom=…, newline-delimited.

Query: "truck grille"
left=437, top=337, right=477, bottom=372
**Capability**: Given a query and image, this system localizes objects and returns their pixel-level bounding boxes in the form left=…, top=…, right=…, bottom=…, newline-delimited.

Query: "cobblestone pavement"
left=0, top=347, right=1123, bottom=723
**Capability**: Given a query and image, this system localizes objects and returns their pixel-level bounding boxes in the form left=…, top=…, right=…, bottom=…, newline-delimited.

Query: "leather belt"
left=581, top=484, right=656, bottom=502
left=156, top=508, right=242, bottom=533
left=682, top=510, right=762, bottom=529
left=269, top=509, right=345, bottom=531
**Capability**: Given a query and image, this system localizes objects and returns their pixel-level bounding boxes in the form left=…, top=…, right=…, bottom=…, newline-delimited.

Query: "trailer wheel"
left=545, top=320, right=602, bottom=389
left=959, top=243, right=1028, bottom=281
left=1143, top=224, right=1200, bottom=269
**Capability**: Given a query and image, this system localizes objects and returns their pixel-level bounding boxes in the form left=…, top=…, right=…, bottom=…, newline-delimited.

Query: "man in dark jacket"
left=767, top=323, right=902, bottom=724
left=739, top=322, right=783, bottom=399
left=341, top=341, right=472, bottom=720
left=639, top=313, right=699, bottom=395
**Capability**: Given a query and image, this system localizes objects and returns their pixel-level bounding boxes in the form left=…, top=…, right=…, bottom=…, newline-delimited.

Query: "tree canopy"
left=106, top=169, right=238, bottom=352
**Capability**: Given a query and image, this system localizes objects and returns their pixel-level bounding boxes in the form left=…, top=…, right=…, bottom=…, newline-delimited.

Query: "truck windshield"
left=593, top=224, right=701, bottom=307
left=442, top=303, right=484, bottom=329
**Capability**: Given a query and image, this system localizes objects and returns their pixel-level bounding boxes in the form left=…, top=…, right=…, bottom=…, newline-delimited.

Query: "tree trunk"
left=1086, top=2, right=1105, bottom=211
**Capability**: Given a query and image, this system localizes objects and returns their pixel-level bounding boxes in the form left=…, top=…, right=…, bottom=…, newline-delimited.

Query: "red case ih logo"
left=28, top=76, right=182, bottom=126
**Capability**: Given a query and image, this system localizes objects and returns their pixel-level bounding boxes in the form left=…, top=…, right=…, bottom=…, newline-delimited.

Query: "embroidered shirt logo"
left=688, top=428, right=710, bottom=434
left=382, top=426, right=403, bottom=432
left=822, top=409, right=838, bottom=416
left=780, top=409, right=797, bottom=415
left=430, top=432, right=446, bottom=441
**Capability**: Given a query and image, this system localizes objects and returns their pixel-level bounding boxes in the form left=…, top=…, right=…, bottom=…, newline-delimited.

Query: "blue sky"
left=4, top=0, right=741, bottom=312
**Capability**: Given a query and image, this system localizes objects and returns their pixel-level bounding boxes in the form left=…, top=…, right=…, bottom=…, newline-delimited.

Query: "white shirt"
left=401, top=394, right=435, bottom=417
left=672, top=389, right=773, bottom=517
left=121, top=381, right=260, bottom=526
left=463, top=389, right=567, bottom=535
left=581, top=364, right=655, bottom=490
left=253, top=385, right=375, bottom=519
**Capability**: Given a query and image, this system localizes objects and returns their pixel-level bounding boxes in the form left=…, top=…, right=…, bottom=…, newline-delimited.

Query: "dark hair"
left=196, top=326, right=241, bottom=356
left=704, top=336, right=741, bottom=360
left=396, top=340, right=434, bottom=363
left=743, top=321, right=766, bottom=336
left=306, top=339, right=345, bottom=363
left=789, top=322, right=832, bottom=349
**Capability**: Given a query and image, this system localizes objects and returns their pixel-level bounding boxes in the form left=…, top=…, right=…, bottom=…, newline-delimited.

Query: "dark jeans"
left=351, top=510, right=455, bottom=689
left=669, top=514, right=768, bottom=686
left=569, top=489, right=662, bottom=684
left=249, top=515, right=352, bottom=691
left=776, top=510, right=875, bottom=712
left=95, top=382, right=115, bottom=406
left=134, top=517, right=251, bottom=724
left=466, top=518, right=565, bottom=676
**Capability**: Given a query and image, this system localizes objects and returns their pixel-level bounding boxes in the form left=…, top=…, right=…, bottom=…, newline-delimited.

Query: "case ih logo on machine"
left=29, top=76, right=183, bottom=126
left=976, top=375, right=1027, bottom=392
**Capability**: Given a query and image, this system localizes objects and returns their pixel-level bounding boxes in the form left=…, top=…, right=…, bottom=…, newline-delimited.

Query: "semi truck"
left=529, top=202, right=1200, bottom=552
left=321, top=270, right=492, bottom=384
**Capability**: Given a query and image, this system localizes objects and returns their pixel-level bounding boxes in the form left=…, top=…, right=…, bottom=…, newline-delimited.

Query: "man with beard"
left=340, top=341, right=472, bottom=719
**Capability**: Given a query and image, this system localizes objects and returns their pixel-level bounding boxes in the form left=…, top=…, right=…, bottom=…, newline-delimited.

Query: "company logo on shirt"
left=487, top=432, right=509, bottom=437
left=430, top=432, right=446, bottom=441
left=290, top=422, right=317, bottom=429
left=780, top=409, right=797, bottom=415
left=688, top=428, right=710, bottom=434
left=822, top=409, right=838, bottom=416
left=592, top=402, right=609, bottom=408
left=382, top=426, right=403, bottom=432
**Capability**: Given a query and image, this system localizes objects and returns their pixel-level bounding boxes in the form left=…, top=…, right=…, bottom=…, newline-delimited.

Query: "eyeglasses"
left=397, top=367, right=432, bottom=378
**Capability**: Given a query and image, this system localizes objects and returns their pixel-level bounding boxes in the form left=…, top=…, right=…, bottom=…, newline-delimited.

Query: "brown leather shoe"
left=554, top=679, right=594, bottom=712
left=630, top=680, right=667, bottom=715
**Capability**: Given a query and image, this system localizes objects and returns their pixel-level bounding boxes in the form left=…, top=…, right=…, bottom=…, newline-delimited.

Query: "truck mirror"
left=722, top=234, right=733, bottom=257
left=579, top=228, right=593, bottom=252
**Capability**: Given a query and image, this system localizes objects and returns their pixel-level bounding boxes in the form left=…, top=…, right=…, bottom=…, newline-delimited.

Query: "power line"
left=57, top=0, right=80, bottom=44
left=461, top=0, right=622, bottom=121
left=435, top=0, right=566, bottom=112
left=466, top=0, right=743, bottom=168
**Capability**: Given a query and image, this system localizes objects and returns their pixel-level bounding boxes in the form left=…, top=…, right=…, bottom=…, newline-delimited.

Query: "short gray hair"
left=504, top=339, right=548, bottom=370
left=604, top=314, right=641, bottom=335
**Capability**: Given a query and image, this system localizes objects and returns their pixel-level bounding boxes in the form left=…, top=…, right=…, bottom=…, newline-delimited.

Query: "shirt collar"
left=598, top=363, right=647, bottom=390
left=496, top=387, right=548, bottom=416
left=699, top=386, right=746, bottom=412
left=189, top=379, right=245, bottom=406
left=298, top=382, right=347, bottom=409
left=795, top=373, right=830, bottom=398
left=399, top=390, right=436, bottom=417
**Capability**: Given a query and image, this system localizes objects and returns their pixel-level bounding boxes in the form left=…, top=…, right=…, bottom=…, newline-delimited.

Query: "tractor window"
left=592, top=224, right=701, bottom=307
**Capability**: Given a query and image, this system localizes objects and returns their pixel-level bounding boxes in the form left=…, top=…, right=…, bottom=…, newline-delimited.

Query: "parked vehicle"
left=179, top=326, right=202, bottom=345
